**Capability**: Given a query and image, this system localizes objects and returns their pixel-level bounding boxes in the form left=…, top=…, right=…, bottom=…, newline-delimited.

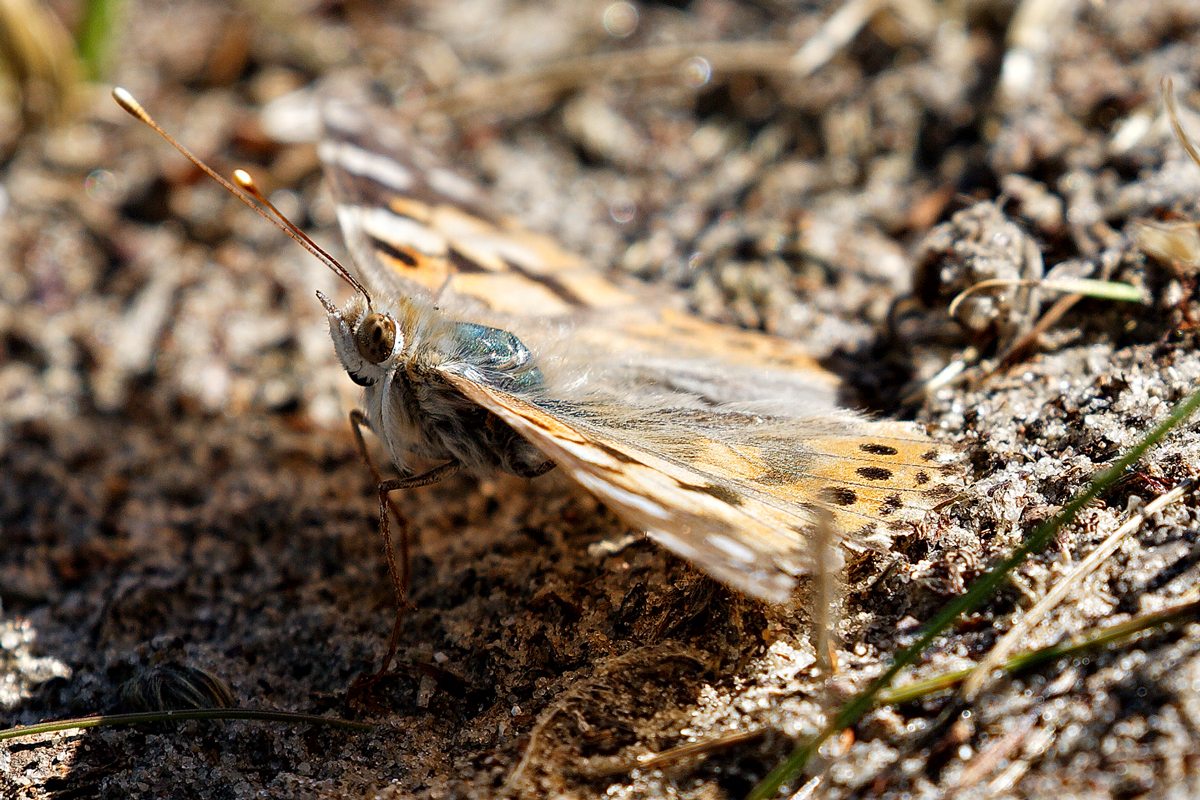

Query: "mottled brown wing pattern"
left=444, top=372, right=814, bottom=600
left=446, top=374, right=959, bottom=602
left=319, top=107, right=845, bottom=403
left=319, top=102, right=964, bottom=602
left=320, top=103, right=633, bottom=318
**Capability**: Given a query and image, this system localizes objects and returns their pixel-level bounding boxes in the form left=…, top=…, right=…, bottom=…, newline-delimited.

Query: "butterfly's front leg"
left=347, top=409, right=461, bottom=681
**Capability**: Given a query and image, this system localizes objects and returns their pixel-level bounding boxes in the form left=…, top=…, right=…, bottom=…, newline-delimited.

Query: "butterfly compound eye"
left=355, top=313, right=397, bottom=364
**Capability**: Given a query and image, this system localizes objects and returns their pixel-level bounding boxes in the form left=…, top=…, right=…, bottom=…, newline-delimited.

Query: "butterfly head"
left=318, top=290, right=402, bottom=387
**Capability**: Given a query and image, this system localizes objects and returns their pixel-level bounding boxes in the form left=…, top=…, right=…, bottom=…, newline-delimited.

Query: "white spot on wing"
left=572, top=472, right=671, bottom=521
left=350, top=207, right=449, bottom=257
left=706, top=534, right=757, bottom=566
left=320, top=141, right=414, bottom=192
left=646, top=529, right=702, bottom=561
left=650, top=529, right=794, bottom=602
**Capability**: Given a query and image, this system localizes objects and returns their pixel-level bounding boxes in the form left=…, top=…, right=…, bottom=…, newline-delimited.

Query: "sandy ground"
left=3, top=1, right=1200, bottom=798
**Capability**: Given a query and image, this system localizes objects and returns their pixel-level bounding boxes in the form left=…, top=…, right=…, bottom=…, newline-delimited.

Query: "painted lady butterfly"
left=116, top=88, right=963, bottom=604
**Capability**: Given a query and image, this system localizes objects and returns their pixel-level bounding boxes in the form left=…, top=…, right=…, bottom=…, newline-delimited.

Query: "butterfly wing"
left=443, top=372, right=959, bottom=602
left=320, top=105, right=846, bottom=413
left=321, top=101, right=634, bottom=319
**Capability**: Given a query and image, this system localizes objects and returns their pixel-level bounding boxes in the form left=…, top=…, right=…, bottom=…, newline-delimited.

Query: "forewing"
left=319, top=101, right=633, bottom=317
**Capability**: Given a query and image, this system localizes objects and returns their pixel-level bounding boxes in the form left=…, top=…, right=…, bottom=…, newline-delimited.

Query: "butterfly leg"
left=349, top=409, right=414, bottom=615
left=348, top=409, right=461, bottom=682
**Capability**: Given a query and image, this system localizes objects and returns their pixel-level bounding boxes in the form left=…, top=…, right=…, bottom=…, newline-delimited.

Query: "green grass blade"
left=76, top=0, right=122, bottom=81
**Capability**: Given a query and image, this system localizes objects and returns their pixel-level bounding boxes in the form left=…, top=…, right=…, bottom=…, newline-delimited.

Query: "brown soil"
left=3, top=1, right=1200, bottom=798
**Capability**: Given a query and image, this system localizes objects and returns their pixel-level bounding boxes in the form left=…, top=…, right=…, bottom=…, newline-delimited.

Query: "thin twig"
left=418, top=42, right=797, bottom=119
left=418, top=0, right=941, bottom=121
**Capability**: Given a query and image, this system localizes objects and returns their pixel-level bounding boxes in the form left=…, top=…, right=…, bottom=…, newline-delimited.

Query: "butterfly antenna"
left=112, top=87, right=372, bottom=301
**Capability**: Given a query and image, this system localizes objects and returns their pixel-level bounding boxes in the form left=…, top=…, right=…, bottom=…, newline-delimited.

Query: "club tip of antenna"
left=233, top=170, right=275, bottom=207
left=112, top=86, right=141, bottom=114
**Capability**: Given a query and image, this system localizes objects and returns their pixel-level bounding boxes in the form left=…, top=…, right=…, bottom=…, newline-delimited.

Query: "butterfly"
left=113, top=87, right=961, bottom=604
left=310, top=99, right=964, bottom=604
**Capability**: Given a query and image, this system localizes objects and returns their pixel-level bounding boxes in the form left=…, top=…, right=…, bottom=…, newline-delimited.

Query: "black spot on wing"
left=592, top=440, right=641, bottom=465
left=879, top=493, right=903, bottom=516
left=369, top=234, right=419, bottom=267
left=448, top=248, right=490, bottom=274
left=856, top=466, right=893, bottom=481
left=503, top=259, right=588, bottom=308
left=859, top=443, right=899, bottom=456
left=819, top=486, right=858, bottom=506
